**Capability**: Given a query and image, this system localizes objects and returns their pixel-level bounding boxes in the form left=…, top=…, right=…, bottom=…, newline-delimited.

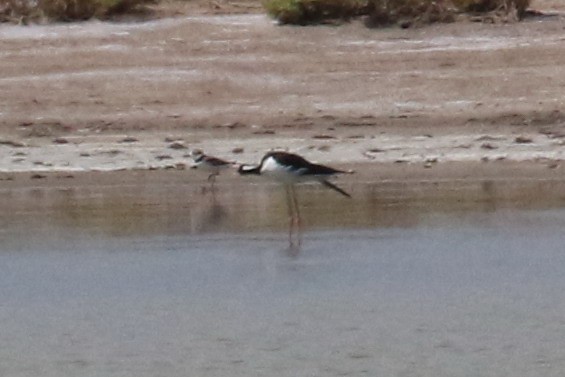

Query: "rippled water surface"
left=2, top=179, right=565, bottom=376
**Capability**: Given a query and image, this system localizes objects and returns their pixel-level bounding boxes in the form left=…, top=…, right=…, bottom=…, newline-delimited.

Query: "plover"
left=191, top=149, right=234, bottom=189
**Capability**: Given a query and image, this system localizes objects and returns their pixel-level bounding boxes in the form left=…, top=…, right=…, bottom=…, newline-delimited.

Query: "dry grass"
left=1, top=0, right=40, bottom=23
left=0, top=0, right=154, bottom=22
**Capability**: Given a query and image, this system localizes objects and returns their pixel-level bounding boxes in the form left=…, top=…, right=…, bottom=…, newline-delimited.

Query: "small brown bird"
left=190, top=149, right=234, bottom=189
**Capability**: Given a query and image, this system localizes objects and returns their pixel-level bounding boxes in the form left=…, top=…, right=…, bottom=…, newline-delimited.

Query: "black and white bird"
left=190, top=149, right=234, bottom=189
left=238, top=151, right=353, bottom=244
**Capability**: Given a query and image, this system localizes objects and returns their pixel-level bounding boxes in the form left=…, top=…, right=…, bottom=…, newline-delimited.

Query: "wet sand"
left=3, top=159, right=565, bottom=246
left=2, top=178, right=565, bottom=376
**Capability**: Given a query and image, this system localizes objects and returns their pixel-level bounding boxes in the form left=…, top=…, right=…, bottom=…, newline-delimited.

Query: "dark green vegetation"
left=264, top=0, right=532, bottom=26
left=262, top=0, right=366, bottom=24
left=452, top=0, right=530, bottom=18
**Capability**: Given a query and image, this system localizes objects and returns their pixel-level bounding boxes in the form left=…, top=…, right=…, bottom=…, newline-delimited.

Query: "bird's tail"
left=321, top=180, right=351, bottom=198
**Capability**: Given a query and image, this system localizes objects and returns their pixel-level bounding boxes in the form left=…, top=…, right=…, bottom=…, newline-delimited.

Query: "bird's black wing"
left=265, top=152, right=343, bottom=176
left=306, top=163, right=346, bottom=176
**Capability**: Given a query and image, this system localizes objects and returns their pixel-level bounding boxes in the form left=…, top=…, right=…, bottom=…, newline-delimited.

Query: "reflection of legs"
left=284, top=185, right=303, bottom=247
left=210, top=183, right=217, bottom=203
left=289, top=185, right=302, bottom=245
left=207, top=172, right=218, bottom=191
left=285, top=185, right=295, bottom=244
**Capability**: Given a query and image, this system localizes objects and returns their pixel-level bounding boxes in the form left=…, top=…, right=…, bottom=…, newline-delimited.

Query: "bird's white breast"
left=260, top=156, right=307, bottom=183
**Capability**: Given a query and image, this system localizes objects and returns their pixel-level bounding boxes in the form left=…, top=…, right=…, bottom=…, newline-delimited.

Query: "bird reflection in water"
left=190, top=184, right=228, bottom=234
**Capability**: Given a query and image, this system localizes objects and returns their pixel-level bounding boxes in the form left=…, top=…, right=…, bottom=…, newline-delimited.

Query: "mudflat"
left=1, top=0, right=565, bottom=180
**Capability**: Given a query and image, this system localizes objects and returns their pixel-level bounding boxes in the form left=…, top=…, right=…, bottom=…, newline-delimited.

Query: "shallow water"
left=2, top=180, right=565, bottom=376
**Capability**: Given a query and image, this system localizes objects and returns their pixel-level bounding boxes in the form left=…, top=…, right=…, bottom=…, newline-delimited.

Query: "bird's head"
left=190, top=149, right=203, bottom=159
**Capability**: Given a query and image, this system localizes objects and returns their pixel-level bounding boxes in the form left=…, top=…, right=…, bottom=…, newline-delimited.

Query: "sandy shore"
left=1, top=1, right=565, bottom=185
left=2, top=159, right=565, bottom=193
